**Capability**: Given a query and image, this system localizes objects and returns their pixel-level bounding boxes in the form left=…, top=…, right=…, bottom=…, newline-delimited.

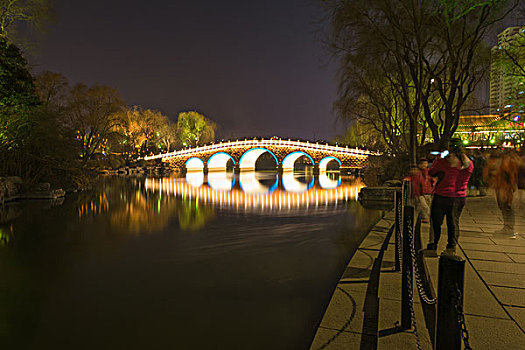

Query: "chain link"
left=454, top=283, right=472, bottom=350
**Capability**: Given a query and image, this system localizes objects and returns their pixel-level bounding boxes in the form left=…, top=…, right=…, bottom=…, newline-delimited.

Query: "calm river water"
left=0, top=172, right=384, bottom=350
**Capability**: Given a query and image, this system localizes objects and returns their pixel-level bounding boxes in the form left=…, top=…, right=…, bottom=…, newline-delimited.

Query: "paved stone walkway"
left=421, top=189, right=525, bottom=349
left=310, top=190, right=525, bottom=349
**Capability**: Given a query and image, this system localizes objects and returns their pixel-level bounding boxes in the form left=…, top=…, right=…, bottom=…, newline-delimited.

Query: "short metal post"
left=394, top=191, right=401, bottom=272
left=401, top=205, right=414, bottom=329
left=436, top=254, right=465, bottom=350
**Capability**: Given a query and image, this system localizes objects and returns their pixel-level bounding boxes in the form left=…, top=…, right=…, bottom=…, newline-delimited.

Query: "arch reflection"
left=318, top=172, right=341, bottom=189
left=239, top=172, right=278, bottom=194
left=144, top=174, right=364, bottom=212
left=282, top=173, right=314, bottom=193
left=186, top=172, right=204, bottom=187
left=207, top=172, right=235, bottom=191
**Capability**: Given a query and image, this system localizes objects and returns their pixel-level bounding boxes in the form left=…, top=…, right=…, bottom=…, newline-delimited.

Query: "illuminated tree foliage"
left=157, top=116, right=178, bottom=152
left=323, top=0, right=513, bottom=161
left=113, top=106, right=176, bottom=157
left=66, top=83, right=125, bottom=160
left=176, top=111, right=216, bottom=147
left=0, top=37, right=38, bottom=150
left=0, top=39, right=79, bottom=180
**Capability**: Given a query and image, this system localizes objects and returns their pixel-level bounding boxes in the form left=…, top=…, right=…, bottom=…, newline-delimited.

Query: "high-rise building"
left=489, top=26, right=525, bottom=116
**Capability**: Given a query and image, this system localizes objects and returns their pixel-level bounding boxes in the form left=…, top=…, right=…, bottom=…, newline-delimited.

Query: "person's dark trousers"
left=428, top=194, right=455, bottom=250
left=451, top=197, right=466, bottom=247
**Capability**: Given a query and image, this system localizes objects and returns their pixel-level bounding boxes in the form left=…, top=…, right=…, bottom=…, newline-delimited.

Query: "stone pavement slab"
left=464, top=315, right=525, bottom=350
left=508, top=307, right=525, bottom=331
left=461, top=242, right=525, bottom=254
left=491, top=286, right=525, bottom=307
left=480, top=271, right=525, bottom=289
left=464, top=250, right=513, bottom=262
left=508, top=253, right=525, bottom=263
left=470, top=260, right=525, bottom=274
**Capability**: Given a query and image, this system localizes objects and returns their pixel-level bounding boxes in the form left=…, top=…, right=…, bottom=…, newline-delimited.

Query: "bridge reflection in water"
left=144, top=172, right=364, bottom=212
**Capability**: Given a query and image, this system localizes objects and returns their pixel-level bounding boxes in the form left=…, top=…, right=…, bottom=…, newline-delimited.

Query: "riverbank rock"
left=358, top=186, right=399, bottom=202
left=19, top=184, right=66, bottom=200
left=383, top=180, right=402, bottom=187
left=0, top=176, right=22, bottom=202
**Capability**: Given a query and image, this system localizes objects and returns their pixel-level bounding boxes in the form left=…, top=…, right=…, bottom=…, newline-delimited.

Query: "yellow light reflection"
left=144, top=175, right=364, bottom=211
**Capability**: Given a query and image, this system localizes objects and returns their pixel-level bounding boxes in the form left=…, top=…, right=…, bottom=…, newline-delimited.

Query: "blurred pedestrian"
left=468, top=150, right=487, bottom=196
left=425, top=140, right=473, bottom=256
left=483, top=151, right=524, bottom=237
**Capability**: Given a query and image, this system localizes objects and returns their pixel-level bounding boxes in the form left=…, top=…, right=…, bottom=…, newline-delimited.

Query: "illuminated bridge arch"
left=207, top=152, right=235, bottom=172
left=239, top=148, right=279, bottom=171
left=185, top=157, right=205, bottom=171
left=319, top=156, right=341, bottom=172
left=282, top=151, right=314, bottom=172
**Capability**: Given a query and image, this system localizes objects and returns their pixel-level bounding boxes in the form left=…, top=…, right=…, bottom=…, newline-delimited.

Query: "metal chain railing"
left=398, top=179, right=472, bottom=349
left=454, top=283, right=472, bottom=350
left=409, top=223, right=437, bottom=305
left=395, top=193, right=403, bottom=270
left=404, top=216, right=422, bottom=350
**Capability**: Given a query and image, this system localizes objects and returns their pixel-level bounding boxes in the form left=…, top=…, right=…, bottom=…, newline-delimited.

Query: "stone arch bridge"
left=144, top=139, right=379, bottom=173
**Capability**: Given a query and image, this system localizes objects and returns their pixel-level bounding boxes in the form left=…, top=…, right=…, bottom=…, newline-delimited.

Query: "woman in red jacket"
left=426, top=144, right=473, bottom=255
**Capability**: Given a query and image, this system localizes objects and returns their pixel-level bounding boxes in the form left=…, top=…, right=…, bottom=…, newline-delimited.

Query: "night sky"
left=28, top=0, right=339, bottom=141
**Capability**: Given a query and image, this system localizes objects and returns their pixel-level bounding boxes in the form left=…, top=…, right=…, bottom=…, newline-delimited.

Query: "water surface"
left=0, top=172, right=383, bottom=350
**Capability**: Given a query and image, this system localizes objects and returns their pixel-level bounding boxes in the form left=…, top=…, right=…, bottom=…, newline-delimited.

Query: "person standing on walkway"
left=425, top=142, right=473, bottom=255
left=411, top=158, right=434, bottom=223
left=468, top=150, right=488, bottom=196
left=483, top=151, right=524, bottom=237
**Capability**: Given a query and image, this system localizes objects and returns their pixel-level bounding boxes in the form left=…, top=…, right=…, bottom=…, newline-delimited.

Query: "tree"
left=1, top=41, right=80, bottom=181
left=113, top=106, right=144, bottom=156
left=421, top=1, right=511, bottom=148
left=0, top=0, right=54, bottom=44
left=66, top=83, right=125, bottom=160
left=0, top=36, right=38, bottom=151
left=157, top=116, right=177, bottom=152
left=323, top=0, right=512, bottom=162
left=137, top=108, right=165, bottom=155
left=334, top=58, right=411, bottom=155
left=334, top=121, right=388, bottom=152
left=176, top=111, right=216, bottom=147
left=113, top=106, right=175, bottom=157
left=34, top=70, right=68, bottom=115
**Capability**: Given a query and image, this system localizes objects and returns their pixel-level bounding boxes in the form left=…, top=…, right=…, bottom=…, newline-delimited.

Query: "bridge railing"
left=143, top=138, right=381, bottom=161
